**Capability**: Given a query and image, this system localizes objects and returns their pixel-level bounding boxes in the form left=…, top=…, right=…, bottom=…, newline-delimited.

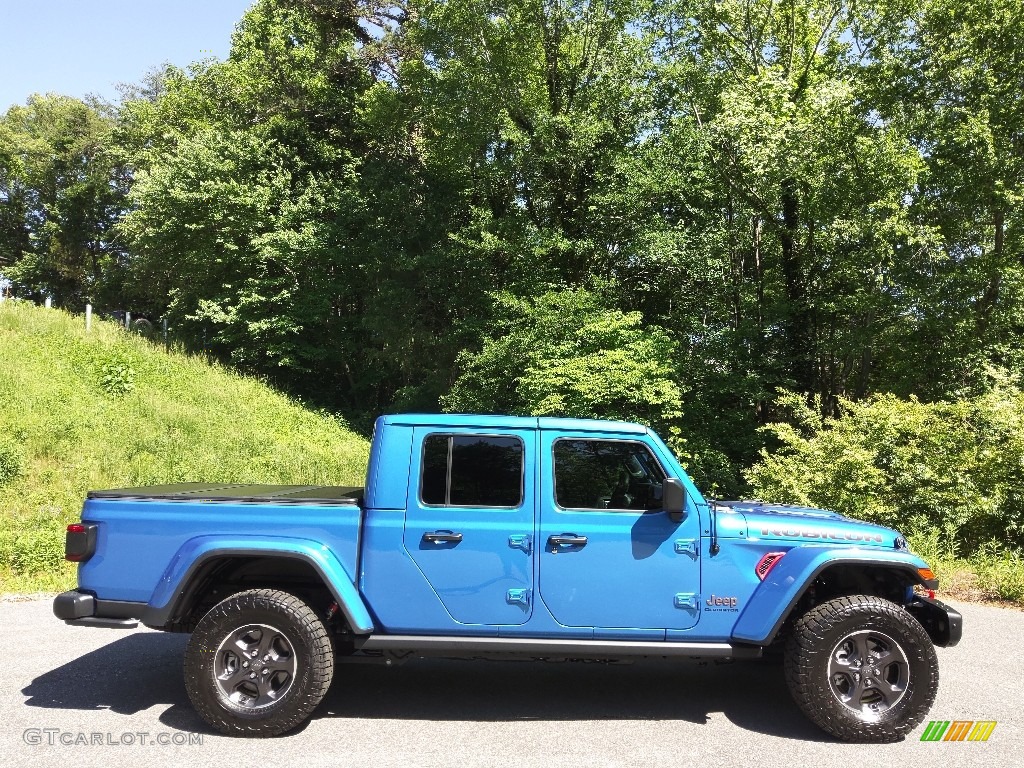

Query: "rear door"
left=537, top=431, right=702, bottom=632
left=404, top=427, right=535, bottom=626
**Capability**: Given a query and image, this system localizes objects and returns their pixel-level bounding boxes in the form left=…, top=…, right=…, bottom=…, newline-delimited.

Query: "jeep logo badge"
left=705, top=594, right=738, bottom=608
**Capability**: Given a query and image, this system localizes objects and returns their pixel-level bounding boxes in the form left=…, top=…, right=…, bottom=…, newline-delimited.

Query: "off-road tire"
left=184, top=589, right=334, bottom=737
left=784, top=594, right=938, bottom=742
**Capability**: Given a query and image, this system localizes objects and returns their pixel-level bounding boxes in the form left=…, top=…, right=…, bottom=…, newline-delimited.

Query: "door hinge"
left=673, top=538, right=699, bottom=558
left=506, top=588, right=531, bottom=607
left=508, top=534, right=532, bottom=554
left=674, top=592, right=699, bottom=611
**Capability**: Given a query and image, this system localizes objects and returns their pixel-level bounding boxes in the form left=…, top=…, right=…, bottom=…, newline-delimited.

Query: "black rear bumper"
left=907, top=594, right=963, bottom=647
left=53, top=590, right=142, bottom=629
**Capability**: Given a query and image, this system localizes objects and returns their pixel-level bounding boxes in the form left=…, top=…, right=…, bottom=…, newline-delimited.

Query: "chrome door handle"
left=548, top=534, right=588, bottom=548
left=422, top=530, right=463, bottom=543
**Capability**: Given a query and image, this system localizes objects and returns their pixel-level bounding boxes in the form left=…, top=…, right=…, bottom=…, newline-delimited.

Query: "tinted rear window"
left=421, top=434, right=524, bottom=507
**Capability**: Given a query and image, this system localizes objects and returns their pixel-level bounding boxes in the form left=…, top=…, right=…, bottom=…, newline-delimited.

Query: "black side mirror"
left=663, top=478, right=685, bottom=522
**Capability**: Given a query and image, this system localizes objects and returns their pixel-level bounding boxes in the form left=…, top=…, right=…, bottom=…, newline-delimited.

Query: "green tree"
left=867, top=0, right=1024, bottom=397
left=0, top=94, right=129, bottom=308
left=443, top=287, right=686, bottom=444
left=359, top=0, right=696, bottom=415
left=120, top=0, right=373, bottom=404
left=647, top=0, right=929, bottom=413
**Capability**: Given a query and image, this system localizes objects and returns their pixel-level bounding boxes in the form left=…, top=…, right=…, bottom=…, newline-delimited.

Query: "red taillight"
left=65, top=523, right=96, bottom=562
left=755, top=551, right=786, bottom=581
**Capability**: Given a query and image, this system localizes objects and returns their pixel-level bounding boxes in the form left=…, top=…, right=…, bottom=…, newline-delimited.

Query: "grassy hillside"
left=0, top=302, right=369, bottom=592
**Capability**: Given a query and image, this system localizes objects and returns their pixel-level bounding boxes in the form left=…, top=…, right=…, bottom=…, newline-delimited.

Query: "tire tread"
left=784, top=594, right=938, bottom=743
left=184, top=588, right=334, bottom=737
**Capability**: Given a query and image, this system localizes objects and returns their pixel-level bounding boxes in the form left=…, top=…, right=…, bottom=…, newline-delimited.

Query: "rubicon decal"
left=759, top=527, right=885, bottom=543
left=920, top=721, right=997, bottom=742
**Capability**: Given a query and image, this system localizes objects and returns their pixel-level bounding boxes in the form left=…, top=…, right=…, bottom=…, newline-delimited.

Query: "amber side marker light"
left=916, top=566, right=939, bottom=595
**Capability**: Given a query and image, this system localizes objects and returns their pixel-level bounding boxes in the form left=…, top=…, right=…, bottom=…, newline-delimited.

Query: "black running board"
left=358, top=635, right=761, bottom=659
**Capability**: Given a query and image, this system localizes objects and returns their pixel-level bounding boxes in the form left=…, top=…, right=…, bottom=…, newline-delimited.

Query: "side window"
left=420, top=434, right=524, bottom=508
left=554, top=439, right=667, bottom=511
left=421, top=435, right=449, bottom=505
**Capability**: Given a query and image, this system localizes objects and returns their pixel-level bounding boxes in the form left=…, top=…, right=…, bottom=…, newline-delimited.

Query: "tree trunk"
left=976, top=209, right=1004, bottom=335
left=780, top=177, right=812, bottom=394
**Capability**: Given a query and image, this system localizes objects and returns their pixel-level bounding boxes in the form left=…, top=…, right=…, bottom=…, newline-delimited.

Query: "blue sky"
left=0, top=1, right=255, bottom=111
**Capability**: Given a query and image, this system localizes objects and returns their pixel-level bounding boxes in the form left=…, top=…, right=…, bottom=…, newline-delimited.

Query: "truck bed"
left=86, top=483, right=363, bottom=505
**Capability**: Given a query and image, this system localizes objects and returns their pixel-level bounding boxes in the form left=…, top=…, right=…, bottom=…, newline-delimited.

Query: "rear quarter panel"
left=77, top=497, right=362, bottom=603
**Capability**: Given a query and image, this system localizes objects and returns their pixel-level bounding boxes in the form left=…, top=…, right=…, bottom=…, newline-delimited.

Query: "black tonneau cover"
left=86, top=483, right=363, bottom=506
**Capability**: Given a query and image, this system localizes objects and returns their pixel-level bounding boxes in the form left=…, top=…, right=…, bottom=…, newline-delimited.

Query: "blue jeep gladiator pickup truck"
left=53, top=413, right=960, bottom=741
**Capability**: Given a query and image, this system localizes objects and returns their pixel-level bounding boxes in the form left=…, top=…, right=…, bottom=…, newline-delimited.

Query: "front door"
left=537, top=431, right=702, bottom=631
left=404, top=427, right=535, bottom=626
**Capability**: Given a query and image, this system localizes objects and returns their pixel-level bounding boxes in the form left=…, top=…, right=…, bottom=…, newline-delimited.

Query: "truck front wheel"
left=784, top=594, right=938, bottom=742
left=184, top=589, right=334, bottom=737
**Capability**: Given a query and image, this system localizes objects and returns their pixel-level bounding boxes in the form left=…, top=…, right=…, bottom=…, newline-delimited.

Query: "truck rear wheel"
left=184, top=589, right=334, bottom=737
left=784, top=594, right=938, bottom=742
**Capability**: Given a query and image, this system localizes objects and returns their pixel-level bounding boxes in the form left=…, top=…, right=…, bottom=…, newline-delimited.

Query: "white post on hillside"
left=125, top=311, right=131, bottom=329
left=44, top=296, right=52, bottom=309
left=85, top=303, right=92, bottom=332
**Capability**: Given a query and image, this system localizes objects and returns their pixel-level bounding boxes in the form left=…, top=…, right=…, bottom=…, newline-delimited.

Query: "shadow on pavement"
left=21, top=632, right=210, bottom=733
left=22, top=632, right=830, bottom=741
left=318, top=656, right=830, bottom=741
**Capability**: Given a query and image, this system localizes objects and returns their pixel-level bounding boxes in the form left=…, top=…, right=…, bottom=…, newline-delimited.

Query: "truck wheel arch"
left=731, top=549, right=934, bottom=647
left=141, top=543, right=375, bottom=635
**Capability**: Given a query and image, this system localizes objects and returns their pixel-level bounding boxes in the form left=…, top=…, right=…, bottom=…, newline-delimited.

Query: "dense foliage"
left=2, top=0, right=1024, bottom=516
left=748, top=385, right=1024, bottom=552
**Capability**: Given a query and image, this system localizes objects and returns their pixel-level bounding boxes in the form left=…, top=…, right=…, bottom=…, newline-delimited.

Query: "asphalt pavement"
left=1, top=595, right=1020, bottom=768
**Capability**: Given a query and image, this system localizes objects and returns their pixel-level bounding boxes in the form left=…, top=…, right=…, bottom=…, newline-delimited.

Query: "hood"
left=712, top=500, right=904, bottom=549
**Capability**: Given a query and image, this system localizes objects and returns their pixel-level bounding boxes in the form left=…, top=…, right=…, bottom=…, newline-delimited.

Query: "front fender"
left=730, top=545, right=930, bottom=645
left=141, top=534, right=375, bottom=634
